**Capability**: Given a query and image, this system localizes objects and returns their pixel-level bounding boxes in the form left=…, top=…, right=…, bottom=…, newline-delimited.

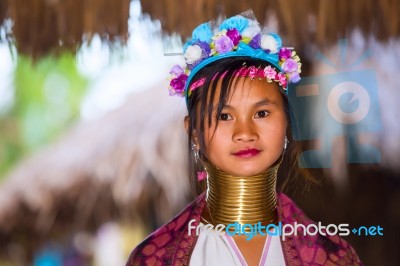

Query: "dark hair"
left=186, top=57, right=314, bottom=196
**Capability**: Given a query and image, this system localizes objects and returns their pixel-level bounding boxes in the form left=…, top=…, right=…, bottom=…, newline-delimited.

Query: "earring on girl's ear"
left=284, top=136, right=289, bottom=149
left=192, top=143, right=199, bottom=162
left=192, top=143, right=208, bottom=182
left=197, top=171, right=207, bottom=182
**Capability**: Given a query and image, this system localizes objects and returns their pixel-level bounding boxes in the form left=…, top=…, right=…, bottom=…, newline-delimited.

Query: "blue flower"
left=192, top=23, right=213, bottom=43
left=219, top=15, right=249, bottom=33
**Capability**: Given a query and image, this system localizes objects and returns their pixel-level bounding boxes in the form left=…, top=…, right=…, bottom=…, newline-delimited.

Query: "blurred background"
left=0, top=0, right=399, bottom=265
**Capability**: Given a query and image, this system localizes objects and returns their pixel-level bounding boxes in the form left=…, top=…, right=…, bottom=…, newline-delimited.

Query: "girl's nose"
left=232, top=120, right=258, bottom=142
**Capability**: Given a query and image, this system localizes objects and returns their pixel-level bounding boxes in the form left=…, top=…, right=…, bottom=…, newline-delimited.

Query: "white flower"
left=184, top=45, right=203, bottom=64
left=260, top=35, right=278, bottom=53
left=241, top=20, right=261, bottom=39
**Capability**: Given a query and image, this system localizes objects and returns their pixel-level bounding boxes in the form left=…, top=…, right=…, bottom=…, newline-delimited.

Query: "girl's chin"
left=227, top=162, right=273, bottom=176
left=207, top=158, right=275, bottom=176
left=221, top=166, right=269, bottom=177
left=229, top=170, right=267, bottom=177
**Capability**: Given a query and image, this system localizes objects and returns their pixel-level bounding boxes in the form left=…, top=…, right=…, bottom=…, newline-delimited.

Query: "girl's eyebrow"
left=253, top=99, right=277, bottom=107
left=216, top=99, right=277, bottom=110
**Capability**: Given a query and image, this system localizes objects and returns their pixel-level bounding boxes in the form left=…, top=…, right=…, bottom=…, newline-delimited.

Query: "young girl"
left=126, top=11, right=362, bottom=266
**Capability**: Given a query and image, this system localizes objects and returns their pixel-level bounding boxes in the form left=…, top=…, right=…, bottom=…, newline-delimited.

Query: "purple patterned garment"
left=126, top=192, right=363, bottom=266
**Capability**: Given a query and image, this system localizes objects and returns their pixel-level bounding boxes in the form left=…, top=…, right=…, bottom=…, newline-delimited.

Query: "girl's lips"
left=232, top=148, right=261, bottom=157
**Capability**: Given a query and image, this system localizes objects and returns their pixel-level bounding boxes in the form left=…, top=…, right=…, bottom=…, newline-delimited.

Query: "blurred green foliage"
left=0, top=53, right=87, bottom=179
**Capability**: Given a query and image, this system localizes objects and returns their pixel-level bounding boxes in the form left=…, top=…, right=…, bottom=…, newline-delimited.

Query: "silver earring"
left=192, top=143, right=199, bottom=162
left=284, top=136, right=289, bottom=149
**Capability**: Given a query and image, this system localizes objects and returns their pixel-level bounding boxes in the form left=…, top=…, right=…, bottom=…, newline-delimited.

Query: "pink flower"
left=236, top=67, right=249, bottom=77
left=169, top=74, right=188, bottom=96
left=279, top=48, right=291, bottom=60
left=276, top=72, right=287, bottom=87
left=257, top=68, right=266, bottom=78
left=248, top=66, right=258, bottom=79
left=214, top=35, right=234, bottom=54
left=226, top=28, right=242, bottom=46
left=264, top=66, right=277, bottom=80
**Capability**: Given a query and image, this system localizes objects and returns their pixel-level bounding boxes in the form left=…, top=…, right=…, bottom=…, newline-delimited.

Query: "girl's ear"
left=184, top=116, right=190, bottom=134
left=184, top=116, right=200, bottom=149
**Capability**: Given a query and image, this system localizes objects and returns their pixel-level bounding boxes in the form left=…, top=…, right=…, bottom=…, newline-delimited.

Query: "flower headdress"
left=168, top=11, right=302, bottom=105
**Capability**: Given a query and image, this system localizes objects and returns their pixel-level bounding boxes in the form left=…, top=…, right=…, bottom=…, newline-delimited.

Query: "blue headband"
left=167, top=11, right=302, bottom=108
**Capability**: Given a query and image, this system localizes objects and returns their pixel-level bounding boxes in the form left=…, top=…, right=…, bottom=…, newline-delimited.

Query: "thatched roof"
left=0, top=81, right=191, bottom=235
left=142, top=0, right=400, bottom=46
left=1, top=0, right=399, bottom=58
left=0, top=0, right=130, bottom=58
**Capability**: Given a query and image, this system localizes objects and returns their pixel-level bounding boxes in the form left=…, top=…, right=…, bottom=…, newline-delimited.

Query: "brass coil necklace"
left=201, top=158, right=281, bottom=228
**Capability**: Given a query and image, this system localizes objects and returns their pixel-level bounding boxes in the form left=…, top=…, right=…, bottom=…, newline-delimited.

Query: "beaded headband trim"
left=188, top=65, right=290, bottom=93
left=167, top=10, right=302, bottom=104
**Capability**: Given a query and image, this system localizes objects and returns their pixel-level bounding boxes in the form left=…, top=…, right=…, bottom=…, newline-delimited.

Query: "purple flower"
left=288, top=72, right=301, bottom=83
left=226, top=28, right=242, bottom=46
left=281, top=59, right=299, bottom=73
left=249, top=34, right=261, bottom=49
left=169, top=65, right=184, bottom=76
left=214, top=35, right=234, bottom=54
left=279, top=48, right=291, bottom=60
left=196, top=41, right=211, bottom=57
left=170, top=74, right=188, bottom=95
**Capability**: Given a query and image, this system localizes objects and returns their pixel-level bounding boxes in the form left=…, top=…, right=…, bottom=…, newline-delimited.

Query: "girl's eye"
left=255, top=110, right=269, bottom=118
left=218, top=113, right=232, bottom=121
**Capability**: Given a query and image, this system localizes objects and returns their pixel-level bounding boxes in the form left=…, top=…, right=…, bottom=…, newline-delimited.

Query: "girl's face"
left=198, top=77, right=287, bottom=176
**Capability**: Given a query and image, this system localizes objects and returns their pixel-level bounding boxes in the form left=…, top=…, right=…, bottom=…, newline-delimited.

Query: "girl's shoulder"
left=125, top=193, right=206, bottom=266
left=277, top=192, right=363, bottom=265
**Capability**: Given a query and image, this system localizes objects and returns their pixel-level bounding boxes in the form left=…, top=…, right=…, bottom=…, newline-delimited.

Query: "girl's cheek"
left=213, top=124, right=231, bottom=136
